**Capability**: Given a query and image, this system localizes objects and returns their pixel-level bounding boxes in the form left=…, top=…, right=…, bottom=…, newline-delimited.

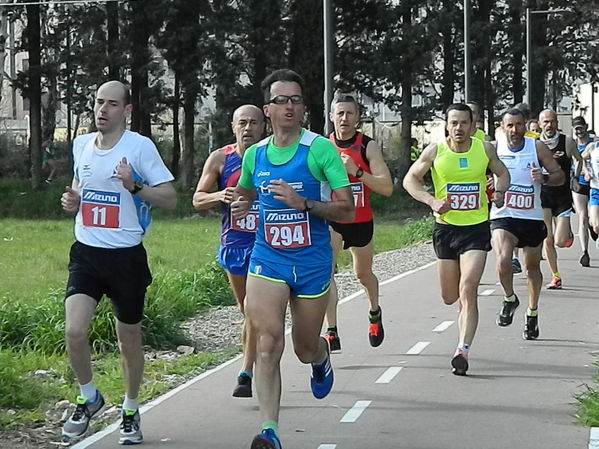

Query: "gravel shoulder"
left=0, top=242, right=436, bottom=448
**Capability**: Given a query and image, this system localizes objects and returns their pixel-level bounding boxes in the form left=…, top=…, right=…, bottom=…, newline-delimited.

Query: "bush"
left=0, top=262, right=233, bottom=355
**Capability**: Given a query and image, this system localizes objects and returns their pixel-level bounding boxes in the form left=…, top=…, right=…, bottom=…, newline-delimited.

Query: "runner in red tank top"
left=324, top=93, right=393, bottom=353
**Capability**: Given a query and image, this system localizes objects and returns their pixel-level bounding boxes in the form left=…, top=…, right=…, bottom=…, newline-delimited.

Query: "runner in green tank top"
left=404, top=103, right=510, bottom=376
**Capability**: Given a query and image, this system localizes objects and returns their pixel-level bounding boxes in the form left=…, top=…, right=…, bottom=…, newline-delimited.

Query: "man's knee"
left=257, top=333, right=284, bottom=362
left=117, top=329, right=142, bottom=355
left=294, top=339, right=320, bottom=364
left=65, top=323, right=88, bottom=346
left=441, top=291, right=459, bottom=305
left=354, top=268, right=376, bottom=287
left=544, top=234, right=555, bottom=246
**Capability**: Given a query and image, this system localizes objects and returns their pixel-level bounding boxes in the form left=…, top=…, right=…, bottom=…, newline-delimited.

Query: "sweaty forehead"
left=334, top=102, right=358, bottom=114
left=540, top=112, right=556, bottom=122
left=270, top=81, right=302, bottom=96
left=97, top=85, right=126, bottom=104
left=447, top=110, right=470, bottom=121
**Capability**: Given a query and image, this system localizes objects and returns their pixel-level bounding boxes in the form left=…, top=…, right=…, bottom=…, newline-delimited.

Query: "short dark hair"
left=514, top=103, right=531, bottom=120
left=503, top=108, right=525, bottom=121
left=446, top=103, right=473, bottom=122
left=330, top=92, right=359, bottom=114
left=261, top=69, right=305, bottom=104
left=526, top=119, right=539, bottom=130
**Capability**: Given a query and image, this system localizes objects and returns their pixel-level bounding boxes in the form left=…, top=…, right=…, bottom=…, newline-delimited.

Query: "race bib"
left=350, top=182, right=365, bottom=208
left=231, top=201, right=259, bottom=232
left=505, top=184, right=535, bottom=210
left=263, top=208, right=311, bottom=249
left=446, top=183, right=480, bottom=211
left=81, top=189, right=120, bottom=228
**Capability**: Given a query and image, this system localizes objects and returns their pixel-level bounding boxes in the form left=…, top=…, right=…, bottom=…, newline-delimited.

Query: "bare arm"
left=566, top=136, right=581, bottom=163
left=343, top=140, right=393, bottom=196
left=61, top=176, right=81, bottom=213
left=267, top=179, right=354, bottom=222
left=192, top=150, right=231, bottom=210
left=231, top=185, right=257, bottom=219
left=535, top=141, right=565, bottom=186
left=403, top=143, right=450, bottom=214
left=136, top=182, right=177, bottom=210
left=484, top=142, right=510, bottom=208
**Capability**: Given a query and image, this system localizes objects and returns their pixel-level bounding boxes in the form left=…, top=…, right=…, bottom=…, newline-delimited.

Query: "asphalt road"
left=74, top=243, right=599, bottom=449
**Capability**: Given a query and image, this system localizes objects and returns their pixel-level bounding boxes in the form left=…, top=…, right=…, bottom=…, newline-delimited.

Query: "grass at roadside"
left=576, top=361, right=599, bottom=427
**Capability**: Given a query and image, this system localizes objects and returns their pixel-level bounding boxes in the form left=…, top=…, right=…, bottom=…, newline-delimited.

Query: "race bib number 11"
left=446, top=183, right=480, bottom=211
left=81, top=189, right=120, bottom=228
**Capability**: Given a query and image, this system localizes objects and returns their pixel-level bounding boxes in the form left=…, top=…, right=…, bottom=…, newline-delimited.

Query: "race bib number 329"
left=446, top=183, right=480, bottom=211
left=81, top=189, right=120, bottom=228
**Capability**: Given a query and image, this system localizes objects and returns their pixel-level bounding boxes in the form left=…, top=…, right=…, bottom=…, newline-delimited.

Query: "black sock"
left=327, top=326, right=338, bottom=334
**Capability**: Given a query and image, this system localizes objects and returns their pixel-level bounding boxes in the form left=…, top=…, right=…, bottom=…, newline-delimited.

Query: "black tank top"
left=542, top=134, right=570, bottom=196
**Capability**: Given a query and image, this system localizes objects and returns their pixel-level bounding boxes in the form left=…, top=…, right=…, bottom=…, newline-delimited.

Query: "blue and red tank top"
left=218, top=144, right=257, bottom=248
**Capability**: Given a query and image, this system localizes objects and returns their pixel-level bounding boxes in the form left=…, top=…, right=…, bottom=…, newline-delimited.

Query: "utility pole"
left=323, top=0, right=334, bottom=135
left=464, top=0, right=471, bottom=102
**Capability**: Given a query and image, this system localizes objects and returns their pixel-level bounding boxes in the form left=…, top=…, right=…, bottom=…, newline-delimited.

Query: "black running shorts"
left=330, top=220, right=374, bottom=249
left=65, top=241, right=152, bottom=324
left=541, top=189, right=573, bottom=217
left=490, top=217, right=547, bottom=248
left=433, top=221, right=491, bottom=260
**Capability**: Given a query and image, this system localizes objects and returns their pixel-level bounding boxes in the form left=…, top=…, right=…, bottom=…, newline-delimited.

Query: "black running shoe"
left=496, top=295, right=520, bottom=327
left=590, top=226, right=598, bottom=242
left=368, top=307, right=384, bottom=347
left=580, top=251, right=590, bottom=267
left=324, top=330, right=341, bottom=354
left=451, top=351, right=469, bottom=376
left=523, top=315, right=539, bottom=340
left=232, top=374, right=252, bottom=398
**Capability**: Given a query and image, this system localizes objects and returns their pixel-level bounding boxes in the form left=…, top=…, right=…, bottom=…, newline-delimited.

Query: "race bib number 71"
left=81, top=189, right=120, bottom=228
left=446, top=183, right=480, bottom=211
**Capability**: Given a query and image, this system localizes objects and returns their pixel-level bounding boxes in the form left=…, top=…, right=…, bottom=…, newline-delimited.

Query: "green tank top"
left=473, top=128, right=486, bottom=141
left=431, top=138, right=489, bottom=226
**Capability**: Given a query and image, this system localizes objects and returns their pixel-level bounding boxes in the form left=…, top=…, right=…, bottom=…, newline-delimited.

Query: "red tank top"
left=329, top=132, right=373, bottom=223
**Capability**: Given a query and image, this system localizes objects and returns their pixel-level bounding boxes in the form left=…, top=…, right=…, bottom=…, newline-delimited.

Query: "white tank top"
left=590, top=142, right=599, bottom=190
left=491, top=137, right=543, bottom=221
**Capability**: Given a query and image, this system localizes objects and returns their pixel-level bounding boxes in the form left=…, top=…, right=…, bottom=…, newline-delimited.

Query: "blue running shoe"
left=310, top=338, right=334, bottom=399
left=251, top=428, right=282, bottom=449
left=511, top=258, right=522, bottom=274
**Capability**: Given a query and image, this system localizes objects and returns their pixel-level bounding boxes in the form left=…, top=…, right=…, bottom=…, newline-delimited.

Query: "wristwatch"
left=303, top=198, right=315, bottom=212
left=355, top=168, right=364, bottom=179
left=130, top=181, right=144, bottom=194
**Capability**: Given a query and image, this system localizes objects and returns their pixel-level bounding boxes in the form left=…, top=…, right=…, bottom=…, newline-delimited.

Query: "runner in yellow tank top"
left=404, top=103, right=510, bottom=376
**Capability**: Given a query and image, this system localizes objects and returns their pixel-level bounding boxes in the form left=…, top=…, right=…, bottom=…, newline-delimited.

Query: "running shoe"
left=324, top=330, right=341, bottom=354
left=523, top=314, right=539, bottom=340
left=310, top=338, right=334, bottom=399
left=232, top=373, right=252, bottom=398
left=62, top=392, right=105, bottom=439
left=546, top=276, right=562, bottom=290
left=497, top=295, right=520, bottom=327
left=119, top=409, right=143, bottom=445
left=451, top=350, right=469, bottom=376
left=251, top=428, right=282, bottom=449
left=368, top=307, right=385, bottom=347
left=511, top=258, right=522, bottom=274
left=590, top=226, right=598, bottom=242
left=580, top=251, right=590, bottom=267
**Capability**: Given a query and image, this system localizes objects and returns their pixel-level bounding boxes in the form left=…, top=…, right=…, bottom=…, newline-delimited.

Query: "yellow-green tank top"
left=431, top=138, right=489, bottom=226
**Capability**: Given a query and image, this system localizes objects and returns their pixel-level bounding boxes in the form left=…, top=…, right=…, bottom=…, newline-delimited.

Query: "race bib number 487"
left=231, top=201, right=259, bottom=232
left=81, top=189, right=120, bottom=228
left=446, top=183, right=480, bottom=211
left=263, top=208, right=311, bottom=249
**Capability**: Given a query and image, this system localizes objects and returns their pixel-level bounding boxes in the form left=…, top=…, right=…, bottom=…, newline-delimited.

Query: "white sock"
left=122, top=396, right=139, bottom=412
left=79, top=381, right=97, bottom=402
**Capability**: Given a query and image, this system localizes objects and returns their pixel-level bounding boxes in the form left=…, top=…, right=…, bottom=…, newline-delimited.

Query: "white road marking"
left=375, top=366, right=403, bottom=384
left=589, top=427, right=599, bottom=448
left=480, top=289, right=495, bottom=296
left=72, top=260, right=438, bottom=448
left=317, top=445, right=337, bottom=449
left=432, top=320, right=454, bottom=333
left=406, top=341, right=431, bottom=355
left=340, top=400, right=372, bottom=423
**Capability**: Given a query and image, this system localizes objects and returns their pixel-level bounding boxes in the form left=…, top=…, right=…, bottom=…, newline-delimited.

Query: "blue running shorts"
left=217, top=246, right=253, bottom=276
left=590, top=188, right=599, bottom=207
left=248, top=258, right=331, bottom=298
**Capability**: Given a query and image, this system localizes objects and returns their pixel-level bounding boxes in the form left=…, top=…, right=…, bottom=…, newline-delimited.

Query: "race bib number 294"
left=81, top=189, right=120, bottom=228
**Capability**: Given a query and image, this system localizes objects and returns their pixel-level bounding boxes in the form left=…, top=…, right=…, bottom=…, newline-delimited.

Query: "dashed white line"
left=432, top=320, right=454, bottom=333
left=317, top=445, right=337, bottom=449
left=589, top=427, right=599, bottom=448
left=406, top=341, right=431, bottom=355
left=375, top=366, right=403, bottom=384
left=480, top=289, right=495, bottom=296
left=340, top=400, right=372, bottom=423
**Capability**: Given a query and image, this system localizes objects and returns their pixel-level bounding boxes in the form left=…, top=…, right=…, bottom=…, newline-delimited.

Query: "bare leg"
left=349, top=241, right=379, bottom=313
left=324, top=230, right=344, bottom=329
left=456, top=250, right=487, bottom=346
left=590, top=205, right=599, bottom=235
left=543, top=208, right=559, bottom=275
left=522, top=244, right=543, bottom=310
left=492, top=229, right=518, bottom=297
left=226, top=272, right=255, bottom=375
left=115, top=319, right=144, bottom=401
left=65, top=294, right=97, bottom=385
left=573, top=192, right=590, bottom=253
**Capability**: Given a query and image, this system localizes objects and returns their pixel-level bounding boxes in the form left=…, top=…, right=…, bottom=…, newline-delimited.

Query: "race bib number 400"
left=81, top=189, right=120, bottom=228
left=505, top=184, right=534, bottom=210
left=350, top=182, right=365, bottom=208
left=263, top=208, right=311, bottom=249
left=231, top=201, right=259, bottom=232
left=446, top=183, right=480, bottom=211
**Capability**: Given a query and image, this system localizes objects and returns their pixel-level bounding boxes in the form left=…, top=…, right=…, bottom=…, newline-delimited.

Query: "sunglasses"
left=269, top=95, right=304, bottom=105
